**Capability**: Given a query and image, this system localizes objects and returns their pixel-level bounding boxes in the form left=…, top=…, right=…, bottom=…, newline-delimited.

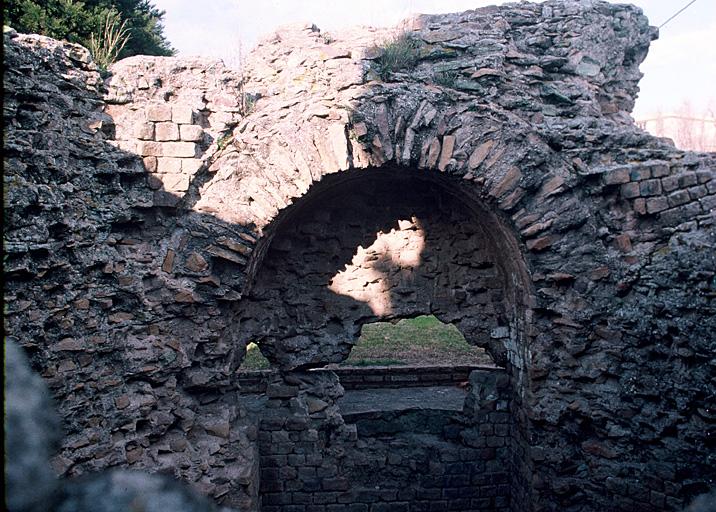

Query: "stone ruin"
left=3, top=1, right=715, bottom=511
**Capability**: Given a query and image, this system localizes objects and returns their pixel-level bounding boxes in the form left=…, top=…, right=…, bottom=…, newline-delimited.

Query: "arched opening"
left=237, top=166, right=532, bottom=376
left=234, top=166, right=534, bottom=511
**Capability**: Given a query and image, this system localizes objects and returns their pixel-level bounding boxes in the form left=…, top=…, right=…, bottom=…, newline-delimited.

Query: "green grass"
left=345, top=315, right=490, bottom=367
left=371, top=32, right=421, bottom=80
left=240, top=315, right=492, bottom=370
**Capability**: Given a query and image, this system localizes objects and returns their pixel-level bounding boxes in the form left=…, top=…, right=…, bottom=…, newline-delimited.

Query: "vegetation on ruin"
left=433, top=69, right=460, bottom=89
left=370, top=31, right=421, bottom=80
left=87, top=10, right=130, bottom=69
left=241, top=315, right=492, bottom=370
left=3, top=0, right=174, bottom=66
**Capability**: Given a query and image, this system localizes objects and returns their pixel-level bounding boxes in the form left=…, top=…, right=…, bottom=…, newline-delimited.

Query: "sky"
left=153, top=0, right=715, bottom=120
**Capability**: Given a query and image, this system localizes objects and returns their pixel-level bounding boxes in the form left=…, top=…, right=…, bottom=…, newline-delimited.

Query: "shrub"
left=372, top=31, right=421, bottom=80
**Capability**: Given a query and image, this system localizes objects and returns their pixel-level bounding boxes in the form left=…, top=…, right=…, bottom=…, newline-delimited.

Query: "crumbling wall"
left=241, top=170, right=522, bottom=370
left=256, top=368, right=512, bottom=512
left=3, top=31, right=260, bottom=510
left=4, top=0, right=716, bottom=511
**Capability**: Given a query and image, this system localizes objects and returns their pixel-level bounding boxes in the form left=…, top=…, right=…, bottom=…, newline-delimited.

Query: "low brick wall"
left=257, top=368, right=512, bottom=512
left=237, top=365, right=500, bottom=394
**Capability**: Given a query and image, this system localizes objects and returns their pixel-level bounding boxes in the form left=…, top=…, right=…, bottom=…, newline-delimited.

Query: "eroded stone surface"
left=3, top=1, right=715, bottom=511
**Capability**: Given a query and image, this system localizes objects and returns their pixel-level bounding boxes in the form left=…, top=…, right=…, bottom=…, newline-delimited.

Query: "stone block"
left=661, top=175, right=680, bottom=192
left=620, top=182, right=640, bottom=199
left=639, top=179, right=661, bottom=196
left=602, top=168, right=630, bottom=185
left=633, top=198, right=646, bottom=215
left=156, top=157, right=183, bottom=174
left=678, top=172, right=698, bottom=188
left=696, top=170, right=713, bottom=183
left=538, top=175, right=565, bottom=197
left=139, top=141, right=197, bottom=158
left=629, top=167, right=651, bottom=181
left=172, top=105, right=194, bottom=124
left=688, top=185, right=708, bottom=200
left=667, top=190, right=690, bottom=208
left=650, top=163, right=670, bottom=177
left=490, top=166, right=522, bottom=198
left=614, top=233, right=632, bottom=252
left=147, top=173, right=163, bottom=190
left=321, top=477, right=349, bottom=491
left=142, top=156, right=157, bottom=173
left=155, top=122, right=179, bottom=141
left=179, top=124, right=203, bottom=142
left=645, top=197, right=668, bottom=214
left=438, top=135, right=455, bottom=171
left=157, top=173, right=190, bottom=193
left=469, top=140, right=494, bottom=169
left=700, top=194, right=716, bottom=211
left=181, top=158, right=203, bottom=174
left=109, top=139, right=138, bottom=153
left=135, top=122, right=155, bottom=140
left=184, top=252, right=208, bottom=272
left=146, top=104, right=172, bottom=122
left=153, top=190, right=181, bottom=207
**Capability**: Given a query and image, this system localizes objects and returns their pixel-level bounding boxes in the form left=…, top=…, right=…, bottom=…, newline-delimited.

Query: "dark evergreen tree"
left=3, top=0, right=175, bottom=59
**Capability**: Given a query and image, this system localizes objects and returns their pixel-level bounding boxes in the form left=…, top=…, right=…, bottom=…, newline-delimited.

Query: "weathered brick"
left=142, top=156, right=157, bottom=172
left=602, top=167, right=630, bottom=185
left=646, top=196, right=668, bottom=214
left=629, top=167, right=651, bottom=181
left=620, top=182, right=640, bottom=198
left=688, top=185, right=708, bottom=200
left=678, top=172, right=698, bottom=188
left=172, top=105, right=194, bottom=124
left=135, top=122, right=155, bottom=140
left=156, top=157, right=183, bottom=173
left=633, top=197, right=647, bottom=215
left=146, top=104, right=172, bottom=121
left=155, top=121, right=179, bottom=141
left=639, top=179, right=661, bottom=196
left=667, top=190, right=690, bottom=207
left=650, top=163, right=670, bottom=177
left=180, top=124, right=203, bottom=141
left=696, top=170, right=713, bottom=183
left=700, top=194, right=716, bottom=211
left=661, top=175, right=680, bottom=192
left=138, top=141, right=197, bottom=157
left=156, top=173, right=190, bottom=193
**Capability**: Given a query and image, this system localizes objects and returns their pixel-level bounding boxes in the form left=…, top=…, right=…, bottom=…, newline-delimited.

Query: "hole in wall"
left=238, top=314, right=497, bottom=371
left=335, top=315, right=495, bottom=368
left=237, top=166, right=533, bottom=373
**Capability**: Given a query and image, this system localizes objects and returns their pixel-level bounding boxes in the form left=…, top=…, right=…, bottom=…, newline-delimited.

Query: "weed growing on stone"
left=433, top=69, right=460, bottom=88
left=217, top=133, right=234, bottom=151
left=88, top=11, right=130, bottom=70
left=371, top=32, right=421, bottom=80
left=239, top=91, right=257, bottom=116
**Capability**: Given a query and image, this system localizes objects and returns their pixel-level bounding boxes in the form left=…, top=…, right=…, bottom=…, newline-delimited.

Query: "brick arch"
left=196, top=96, right=572, bottom=374
left=231, top=164, right=534, bottom=373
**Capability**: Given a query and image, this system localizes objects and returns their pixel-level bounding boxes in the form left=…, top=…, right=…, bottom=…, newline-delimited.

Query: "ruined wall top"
left=244, top=0, right=655, bottom=121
